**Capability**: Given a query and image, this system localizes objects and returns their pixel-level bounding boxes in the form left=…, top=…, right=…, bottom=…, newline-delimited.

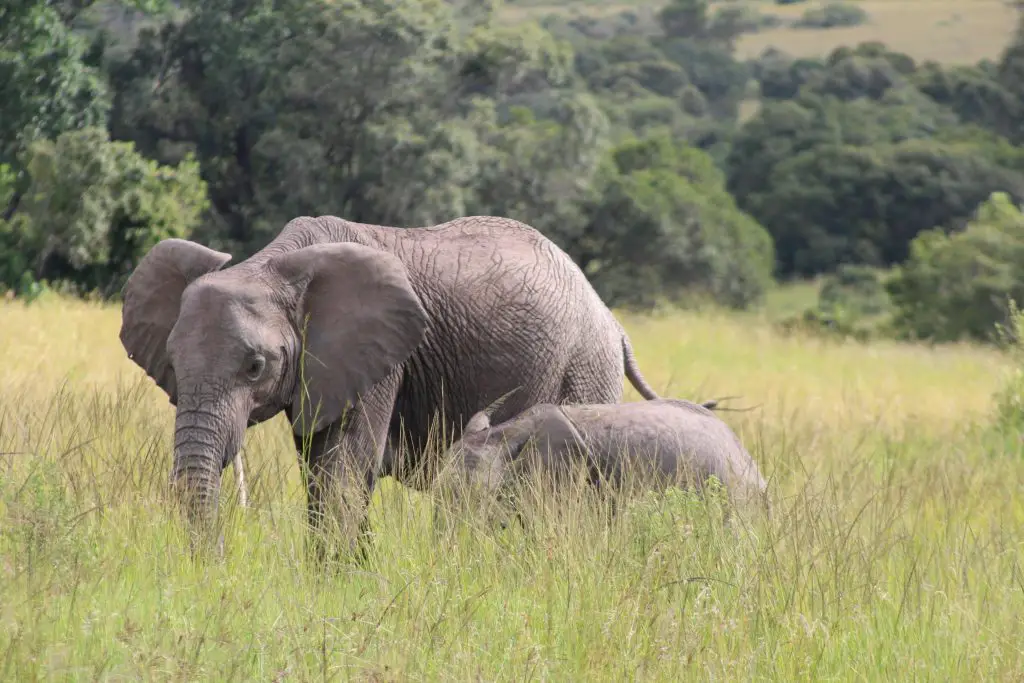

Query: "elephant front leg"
left=298, top=427, right=376, bottom=567
left=294, top=374, right=400, bottom=567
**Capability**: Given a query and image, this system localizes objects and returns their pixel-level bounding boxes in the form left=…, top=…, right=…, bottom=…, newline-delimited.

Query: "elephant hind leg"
left=557, top=354, right=625, bottom=406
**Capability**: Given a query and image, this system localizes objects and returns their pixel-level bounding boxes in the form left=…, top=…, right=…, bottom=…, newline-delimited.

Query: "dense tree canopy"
left=887, top=192, right=1024, bottom=343
left=2, top=0, right=1024, bottom=329
left=733, top=38, right=1024, bottom=278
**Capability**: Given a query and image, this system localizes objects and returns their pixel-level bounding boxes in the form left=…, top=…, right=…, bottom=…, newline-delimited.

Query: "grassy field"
left=501, top=0, right=1019, bottom=65
left=2, top=291, right=1024, bottom=679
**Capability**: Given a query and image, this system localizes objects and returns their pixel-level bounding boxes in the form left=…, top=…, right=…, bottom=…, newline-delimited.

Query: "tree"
left=741, top=138, right=1024, bottom=276
left=658, top=0, right=709, bottom=40
left=727, top=90, right=1024, bottom=276
left=913, top=62, right=1020, bottom=137
left=467, top=94, right=610, bottom=247
left=108, top=0, right=589, bottom=253
left=997, top=9, right=1024, bottom=142
left=572, top=134, right=774, bottom=310
left=0, top=0, right=112, bottom=218
left=5, top=126, right=208, bottom=294
left=886, top=192, right=1024, bottom=343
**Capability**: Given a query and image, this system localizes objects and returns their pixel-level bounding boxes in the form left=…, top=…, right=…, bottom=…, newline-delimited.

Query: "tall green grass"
left=1, top=292, right=1023, bottom=680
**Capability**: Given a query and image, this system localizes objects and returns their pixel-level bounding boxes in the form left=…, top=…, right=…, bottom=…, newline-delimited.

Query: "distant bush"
left=776, top=266, right=891, bottom=342
left=775, top=0, right=809, bottom=5
left=991, top=301, right=1024, bottom=442
left=886, top=192, right=1024, bottom=343
left=1, top=127, right=209, bottom=297
left=709, top=5, right=784, bottom=38
left=795, top=2, right=869, bottom=29
left=818, top=265, right=891, bottom=318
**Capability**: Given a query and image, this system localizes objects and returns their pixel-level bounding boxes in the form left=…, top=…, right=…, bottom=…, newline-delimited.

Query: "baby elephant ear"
left=463, top=387, right=522, bottom=434
left=464, top=411, right=492, bottom=434
left=120, top=238, right=232, bottom=404
left=271, top=242, right=428, bottom=436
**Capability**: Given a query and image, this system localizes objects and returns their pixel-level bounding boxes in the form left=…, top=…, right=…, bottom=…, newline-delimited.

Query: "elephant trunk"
left=170, top=400, right=242, bottom=543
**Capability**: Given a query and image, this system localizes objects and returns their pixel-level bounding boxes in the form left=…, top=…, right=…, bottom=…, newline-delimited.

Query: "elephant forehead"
left=172, top=280, right=280, bottom=347
left=182, top=277, right=264, bottom=311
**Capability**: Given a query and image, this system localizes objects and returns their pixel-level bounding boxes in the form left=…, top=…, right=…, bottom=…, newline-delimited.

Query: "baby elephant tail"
left=621, top=331, right=660, bottom=400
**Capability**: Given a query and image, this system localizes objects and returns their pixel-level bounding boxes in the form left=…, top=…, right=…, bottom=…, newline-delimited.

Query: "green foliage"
left=992, top=301, right=1024, bottom=434
left=95, top=0, right=771, bottom=310
left=109, top=0, right=598, bottom=252
left=756, top=138, right=1023, bottom=275
left=707, top=3, right=783, bottom=39
left=575, top=134, right=774, bottom=310
left=736, top=37, right=1024, bottom=280
left=818, top=264, right=891, bottom=318
left=3, top=0, right=1022, bottom=305
left=776, top=265, right=892, bottom=342
left=728, top=80, right=1024, bottom=277
left=5, top=127, right=208, bottom=295
left=468, top=93, right=610, bottom=245
left=0, top=0, right=111, bottom=175
left=0, top=163, right=35, bottom=293
left=795, top=2, right=869, bottom=30
left=913, top=62, right=1021, bottom=137
left=997, top=10, right=1024, bottom=143
left=655, top=36, right=750, bottom=120
left=754, top=43, right=922, bottom=104
left=657, top=0, right=708, bottom=40
left=886, top=192, right=1024, bottom=343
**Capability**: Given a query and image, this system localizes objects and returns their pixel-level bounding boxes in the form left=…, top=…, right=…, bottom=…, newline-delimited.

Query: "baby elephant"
left=438, top=396, right=770, bottom=514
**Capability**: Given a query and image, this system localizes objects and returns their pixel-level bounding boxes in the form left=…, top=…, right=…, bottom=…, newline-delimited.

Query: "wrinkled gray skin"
left=119, top=215, right=660, bottom=555
left=439, top=396, right=769, bottom=513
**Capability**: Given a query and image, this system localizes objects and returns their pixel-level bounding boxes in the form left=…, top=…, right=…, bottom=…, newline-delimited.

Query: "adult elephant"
left=119, top=215, right=660, bottom=555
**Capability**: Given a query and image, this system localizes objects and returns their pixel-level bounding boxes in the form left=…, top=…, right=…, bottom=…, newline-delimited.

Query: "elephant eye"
left=245, top=354, right=266, bottom=381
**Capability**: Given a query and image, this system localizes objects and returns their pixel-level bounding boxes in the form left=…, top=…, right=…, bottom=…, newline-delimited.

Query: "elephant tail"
left=621, top=332, right=660, bottom=400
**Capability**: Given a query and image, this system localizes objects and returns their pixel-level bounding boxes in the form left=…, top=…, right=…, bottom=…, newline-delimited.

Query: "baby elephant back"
left=563, top=400, right=767, bottom=503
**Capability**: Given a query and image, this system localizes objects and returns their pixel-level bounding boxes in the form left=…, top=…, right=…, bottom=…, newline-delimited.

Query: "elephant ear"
left=464, top=411, right=491, bottom=434
left=464, top=386, right=523, bottom=434
left=120, top=238, right=233, bottom=404
left=271, top=242, right=428, bottom=435
left=530, top=407, right=587, bottom=461
left=496, top=405, right=586, bottom=467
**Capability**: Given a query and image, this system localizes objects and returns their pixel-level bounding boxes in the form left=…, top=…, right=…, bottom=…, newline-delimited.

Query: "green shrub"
left=776, top=266, right=892, bottom=342
left=818, top=264, right=890, bottom=317
left=991, top=301, right=1024, bottom=449
left=886, top=192, right=1024, bottom=343
left=709, top=4, right=784, bottom=37
left=795, top=2, right=869, bottom=29
left=4, top=127, right=209, bottom=297
left=581, top=134, right=776, bottom=311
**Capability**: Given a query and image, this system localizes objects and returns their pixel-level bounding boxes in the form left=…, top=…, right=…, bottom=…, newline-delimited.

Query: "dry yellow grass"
left=1, top=292, right=1013, bottom=486
left=500, top=0, right=1019, bottom=65
left=737, top=0, right=1018, bottom=64
left=3, top=292, right=1023, bottom=679
left=3, top=293, right=1010, bottom=425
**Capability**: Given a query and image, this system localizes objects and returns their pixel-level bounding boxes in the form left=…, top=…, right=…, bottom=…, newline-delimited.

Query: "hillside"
left=501, top=0, right=1019, bottom=64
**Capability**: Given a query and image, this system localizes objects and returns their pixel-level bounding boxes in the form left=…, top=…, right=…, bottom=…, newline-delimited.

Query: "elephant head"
left=438, top=393, right=587, bottom=496
left=119, top=237, right=428, bottom=534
